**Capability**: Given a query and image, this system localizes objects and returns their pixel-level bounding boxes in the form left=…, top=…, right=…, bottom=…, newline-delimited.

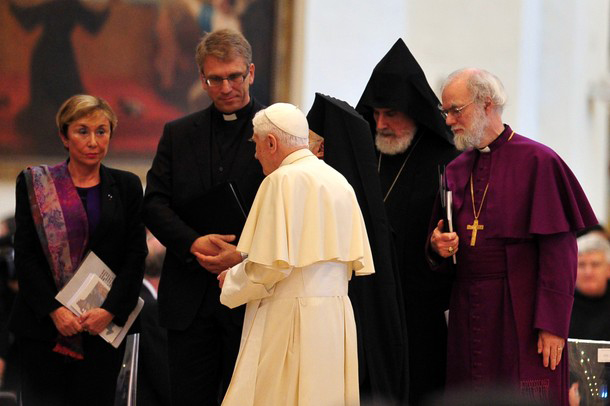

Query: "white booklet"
left=446, top=191, right=457, bottom=265
left=56, top=251, right=144, bottom=348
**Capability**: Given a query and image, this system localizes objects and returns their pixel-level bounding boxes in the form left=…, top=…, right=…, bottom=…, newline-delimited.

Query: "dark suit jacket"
left=144, top=101, right=264, bottom=330
left=10, top=165, right=147, bottom=340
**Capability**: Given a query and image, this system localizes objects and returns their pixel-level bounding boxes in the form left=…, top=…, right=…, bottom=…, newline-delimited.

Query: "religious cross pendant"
left=467, top=218, right=484, bottom=246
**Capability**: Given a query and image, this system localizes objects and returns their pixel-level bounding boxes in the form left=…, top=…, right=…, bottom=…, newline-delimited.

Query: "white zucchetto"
left=263, top=103, right=309, bottom=139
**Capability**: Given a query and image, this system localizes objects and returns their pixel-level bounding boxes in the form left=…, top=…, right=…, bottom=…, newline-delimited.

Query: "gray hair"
left=252, top=109, right=308, bottom=148
left=195, top=29, right=252, bottom=74
left=442, top=68, right=507, bottom=113
left=577, top=232, right=610, bottom=262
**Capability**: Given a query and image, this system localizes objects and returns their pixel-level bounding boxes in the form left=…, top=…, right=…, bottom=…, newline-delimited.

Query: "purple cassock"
left=435, top=125, right=597, bottom=405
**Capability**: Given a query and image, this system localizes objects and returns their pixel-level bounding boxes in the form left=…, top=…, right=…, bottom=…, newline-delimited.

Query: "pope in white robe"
left=211, top=103, right=374, bottom=406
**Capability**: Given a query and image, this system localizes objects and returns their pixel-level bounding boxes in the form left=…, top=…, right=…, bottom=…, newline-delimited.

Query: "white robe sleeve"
left=220, top=260, right=291, bottom=309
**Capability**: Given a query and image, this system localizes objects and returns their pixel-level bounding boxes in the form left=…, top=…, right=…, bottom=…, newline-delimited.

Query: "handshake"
left=190, top=234, right=244, bottom=274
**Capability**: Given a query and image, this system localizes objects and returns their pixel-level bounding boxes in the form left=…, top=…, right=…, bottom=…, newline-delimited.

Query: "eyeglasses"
left=204, top=71, right=249, bottom=87
left=248, top=134, right=262, bottom=143
left=438, top=100, right=475, bottom=119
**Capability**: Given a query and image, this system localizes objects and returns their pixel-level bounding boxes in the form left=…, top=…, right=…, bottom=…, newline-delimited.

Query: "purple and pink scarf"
left=24, top=162, right=89, bottom=359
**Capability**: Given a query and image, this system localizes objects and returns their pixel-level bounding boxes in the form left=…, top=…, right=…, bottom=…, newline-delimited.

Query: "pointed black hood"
left=307, top=93, right=383, bottom=221
left=356, top=38, right=453, bottom=144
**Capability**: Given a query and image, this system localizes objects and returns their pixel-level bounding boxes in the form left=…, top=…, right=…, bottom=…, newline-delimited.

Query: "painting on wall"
left=0, top=0, right=288, bottom=176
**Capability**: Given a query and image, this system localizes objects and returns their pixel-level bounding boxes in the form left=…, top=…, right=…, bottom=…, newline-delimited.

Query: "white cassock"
left=220, top=148, right=374, bottom=406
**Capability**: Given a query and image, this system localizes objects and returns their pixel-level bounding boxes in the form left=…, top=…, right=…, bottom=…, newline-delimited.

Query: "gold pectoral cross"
left=467, top=218, right=484, bottom=246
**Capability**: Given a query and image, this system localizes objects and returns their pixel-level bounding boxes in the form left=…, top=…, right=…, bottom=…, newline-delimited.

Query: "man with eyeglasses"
left=429, top=68, right=597, bottom=404
left=355, top=39, right=460, bottom=405
left=143, top=28, right=265, bottom=406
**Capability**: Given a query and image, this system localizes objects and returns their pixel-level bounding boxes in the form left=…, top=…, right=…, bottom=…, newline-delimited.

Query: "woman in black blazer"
left=10, top=95, right=147, bottom=406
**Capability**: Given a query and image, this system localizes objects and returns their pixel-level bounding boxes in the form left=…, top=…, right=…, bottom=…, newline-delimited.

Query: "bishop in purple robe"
left=429, top=68, right=597, bottom=405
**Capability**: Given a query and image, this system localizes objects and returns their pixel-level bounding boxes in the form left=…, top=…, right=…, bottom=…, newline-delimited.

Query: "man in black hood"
left=356, top=38, right=460, bottom=405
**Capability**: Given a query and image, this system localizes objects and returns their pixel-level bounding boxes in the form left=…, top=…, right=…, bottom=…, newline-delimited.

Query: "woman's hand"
left=50, top=307, right=84, bottom=336
left=79, top=308, right=114, bottom=335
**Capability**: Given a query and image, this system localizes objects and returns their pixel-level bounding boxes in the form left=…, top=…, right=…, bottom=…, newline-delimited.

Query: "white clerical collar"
left=223, top=113, right=237, bottom=121
left=478, top=146, right=491, bottom=153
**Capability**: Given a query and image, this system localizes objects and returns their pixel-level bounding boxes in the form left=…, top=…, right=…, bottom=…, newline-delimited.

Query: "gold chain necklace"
left=466, top=130, right=514, bottom=246
left=378, top=134, right=422, bottom=202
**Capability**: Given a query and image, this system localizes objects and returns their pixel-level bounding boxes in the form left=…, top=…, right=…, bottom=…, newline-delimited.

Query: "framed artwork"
left=0, top=0, right=292, bottom=178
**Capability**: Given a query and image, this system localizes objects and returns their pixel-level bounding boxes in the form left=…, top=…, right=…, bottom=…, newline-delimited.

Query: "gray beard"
left=375, top=128, right=416, bottom=155
left=453, top=110, right=488, bottom=151
left=454, top=130, right=484, bottom=151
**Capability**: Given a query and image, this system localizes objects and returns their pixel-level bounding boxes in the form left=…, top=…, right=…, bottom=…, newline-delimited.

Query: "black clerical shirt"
left=210, top=101, right=255, bottom=185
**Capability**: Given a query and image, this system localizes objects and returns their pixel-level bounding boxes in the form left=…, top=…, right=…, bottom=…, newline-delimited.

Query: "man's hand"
left=218, top=269, right=228, bottom=289
left=50, top=307, right=83, bottom=336
left=190, top=234, right=236, bottom=257
left=79, top=308, right=114, bottom=335
left=430, top=220, right=459, bottom=258
left=193, top=234, right=242, bottom=274
left=537, top=330, right=565, bottom=370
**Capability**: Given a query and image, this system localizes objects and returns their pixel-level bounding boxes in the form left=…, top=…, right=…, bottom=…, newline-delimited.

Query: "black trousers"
left=167, top=288, right=243, bottom=406
left=18, top=335, right=125, bottom=406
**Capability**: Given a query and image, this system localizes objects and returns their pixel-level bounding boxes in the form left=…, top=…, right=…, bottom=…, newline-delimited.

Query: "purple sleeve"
left=533, top=232, right=577, bottom=338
